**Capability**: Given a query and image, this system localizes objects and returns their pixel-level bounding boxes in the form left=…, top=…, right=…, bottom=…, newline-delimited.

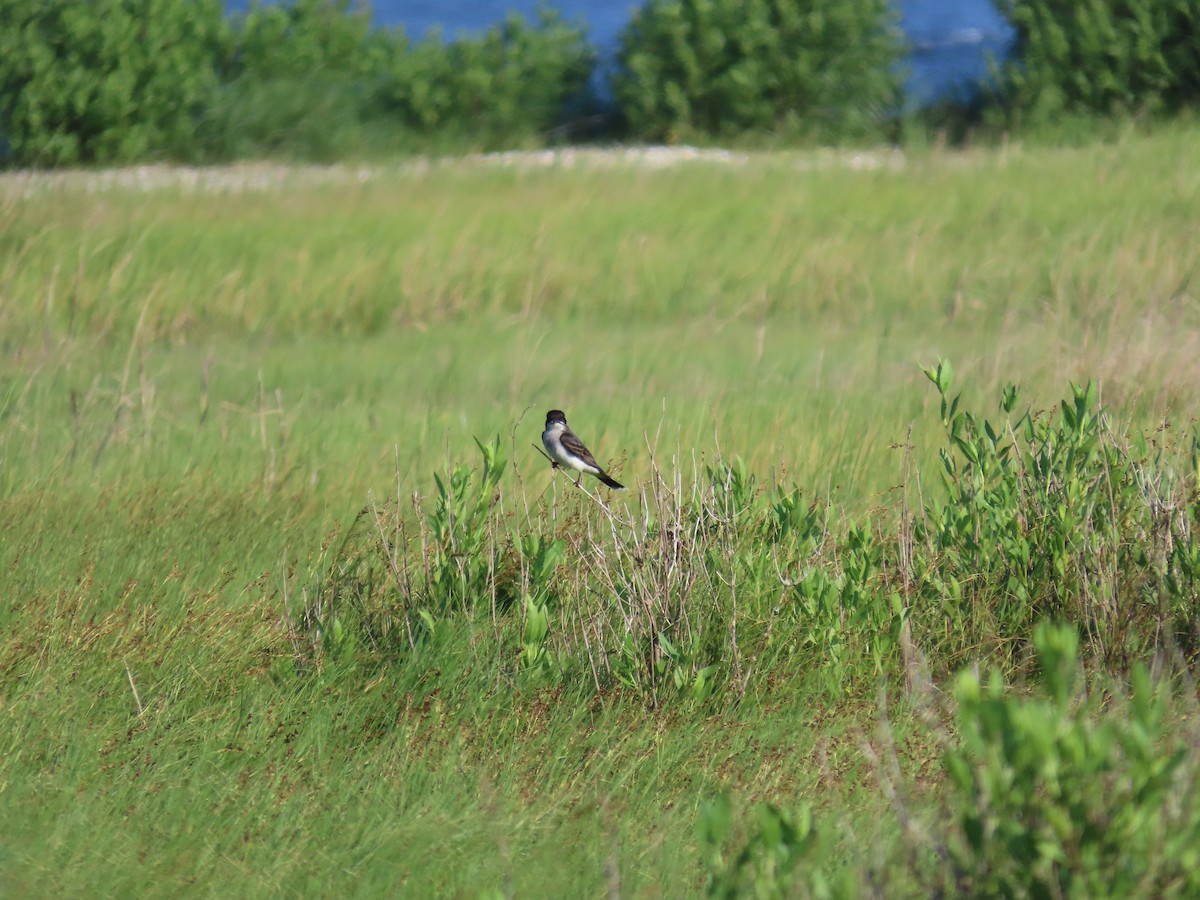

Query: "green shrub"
left=993, top=0, right=1200, bottom=127
left=221, top=0, right=392, bottom=82
left=697, top=794, right=846, bottom=898
left=613, top=0, right=904, bottom=143
left=304, top=370, right=1200, bottom=700
left=0, top=1, right=596, bottom=165
left=914, top=361, right=1197, bottom=670
left=196, top=0, right=400, bottom=160
left=202, top=5, right=596, bottom=159
left=378, top=10, right=597, bottom=147
left=0, top=0, right=226, bottom=165
left=942, top=622, right=1200, bottom=897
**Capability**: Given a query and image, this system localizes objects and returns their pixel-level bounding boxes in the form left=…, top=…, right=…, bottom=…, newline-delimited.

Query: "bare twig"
left=124, top=660, right=145, bottom=717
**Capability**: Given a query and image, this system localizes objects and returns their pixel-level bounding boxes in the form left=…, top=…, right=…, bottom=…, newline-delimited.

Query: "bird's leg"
left=550, top=461, right=559, bottom=469
left=575, top=474, right=583, bottom=487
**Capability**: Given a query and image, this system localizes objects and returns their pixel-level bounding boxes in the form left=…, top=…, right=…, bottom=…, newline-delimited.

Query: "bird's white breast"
left=543, top=422, right=587, bottom=471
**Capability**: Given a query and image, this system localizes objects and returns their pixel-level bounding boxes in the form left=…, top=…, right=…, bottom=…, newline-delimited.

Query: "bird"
left=541, top=409, right=626, bottom=490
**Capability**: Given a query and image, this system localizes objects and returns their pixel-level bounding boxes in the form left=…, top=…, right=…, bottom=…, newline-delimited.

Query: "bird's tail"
left=596, top=471, right=626, bottom=490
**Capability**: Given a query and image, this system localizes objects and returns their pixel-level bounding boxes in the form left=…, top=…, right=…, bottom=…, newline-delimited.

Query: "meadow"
left=2, top=126, right=1200, bottom=896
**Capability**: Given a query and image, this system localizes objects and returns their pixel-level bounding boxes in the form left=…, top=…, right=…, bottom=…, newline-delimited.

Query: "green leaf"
left=696, top=793, right=733, bottom=847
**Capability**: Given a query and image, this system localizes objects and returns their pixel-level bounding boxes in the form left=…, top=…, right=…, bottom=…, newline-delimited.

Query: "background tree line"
left=0, top=0, right=1196, bottom=167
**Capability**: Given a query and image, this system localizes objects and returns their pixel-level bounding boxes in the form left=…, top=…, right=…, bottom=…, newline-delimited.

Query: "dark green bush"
left=0, top=0, right=226, bottom=165
left=613, top=0, right=904, bottom=143
left=378, top=11, right=597, bottom=147
left=221, top=0, right=392, bottom=82
left=202, top=5, right=596, bottom=159
left=196, top=0, right=400, bottom=161
left=994, top=0, right=1200, bottom=126
left=0, top=0, right=595, bottom=165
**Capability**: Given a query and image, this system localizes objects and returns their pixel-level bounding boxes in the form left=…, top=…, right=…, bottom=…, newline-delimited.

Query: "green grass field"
left=3, top=127, right=1200, bottom=896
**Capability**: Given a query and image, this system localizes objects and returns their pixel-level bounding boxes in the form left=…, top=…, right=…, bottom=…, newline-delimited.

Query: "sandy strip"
left=0, top=146, right=906, bottom=197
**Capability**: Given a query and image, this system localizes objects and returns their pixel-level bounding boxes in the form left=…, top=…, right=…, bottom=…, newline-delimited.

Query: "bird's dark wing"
left=560, top=427, right=601, bottom=469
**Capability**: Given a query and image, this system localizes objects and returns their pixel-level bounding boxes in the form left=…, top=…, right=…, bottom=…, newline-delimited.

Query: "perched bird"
left=541, top=409, right=626, bottom=490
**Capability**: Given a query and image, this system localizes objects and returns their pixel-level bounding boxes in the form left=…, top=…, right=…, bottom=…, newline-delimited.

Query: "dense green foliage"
left=315, top=371, right=1200, bottom=704
left=613, top=0, right=904, bottom=142
left=917, top=364, right=1199, bottom=670
left=942, top=624, right=1200, bottom=897
left=2, top=0, right=1200, bottom=164
left=0, top=0, right=225, bottom=165
left=3, top=131, right=1200, bottom=894
left=0, top=0, right=595, bottom=165
left=996, top=0, right=1200, bottom=126
left=706, top=625, right=1200, bottom=897
left=203, top=3, right=596, bottom=159
left=223, top=0, right=388, bottom=80
left=378, top=12, right=596, bottom=145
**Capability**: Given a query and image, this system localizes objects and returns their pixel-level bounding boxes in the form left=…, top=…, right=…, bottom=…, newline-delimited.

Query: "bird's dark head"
left=545, top=409, right=567, bottom=426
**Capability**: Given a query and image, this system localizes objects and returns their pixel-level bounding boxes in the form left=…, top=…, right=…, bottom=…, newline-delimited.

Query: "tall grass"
left=5, top=129, right=1198, bottom=342
left=2, top=128, right=1200, bottom=894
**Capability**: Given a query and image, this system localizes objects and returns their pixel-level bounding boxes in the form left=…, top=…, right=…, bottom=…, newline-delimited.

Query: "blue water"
left=229, top=1, right=1015, bottom=106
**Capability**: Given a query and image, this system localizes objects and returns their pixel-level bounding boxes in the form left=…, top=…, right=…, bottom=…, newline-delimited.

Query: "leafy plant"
left=697, top=793, right=839, bottom=898
left=197, top=0, right=400, bottom=160
left=0, top=0, right=226, bottom=165
left=302, top=363, right=1200, bottom=704
left=0, top=1, right=597, bottom=166
left=379, top=9, right=597, bottom=147
left=991, top=0, right=1200, bottom=127
left=520, top=594, right=552, bottom=674
left=301, top=436, right=508, bottom=666
left=614, top=0, right=903, bottom=142
left=942, top=622, right=1200, bottom=897
left=221, top=0, right=392, bottom=82
left=913, top=360, right=1195, bottom=670
left=423, top=436, right=507, bottom=617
